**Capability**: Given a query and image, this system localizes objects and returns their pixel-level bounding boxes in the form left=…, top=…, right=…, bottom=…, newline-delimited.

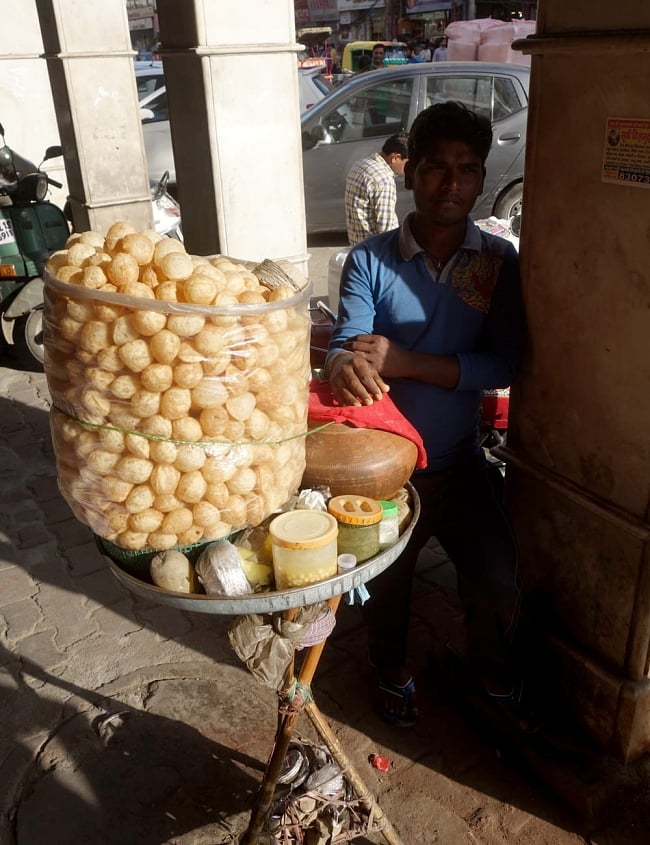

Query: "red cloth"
left=308, top=380, right=428, bottom=469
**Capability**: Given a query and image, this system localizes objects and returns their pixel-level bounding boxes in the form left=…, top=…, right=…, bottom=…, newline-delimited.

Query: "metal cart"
left=103, top=484, right=419, bottom=844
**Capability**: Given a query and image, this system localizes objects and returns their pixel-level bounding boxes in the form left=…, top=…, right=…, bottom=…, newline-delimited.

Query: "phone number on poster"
left=617, top=169, right=650, bottom=183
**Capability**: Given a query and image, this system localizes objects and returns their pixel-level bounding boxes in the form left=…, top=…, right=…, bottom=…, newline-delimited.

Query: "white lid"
left=269, top=510, right=338, bottom=550
left=337, top=553, right=357, bottom=571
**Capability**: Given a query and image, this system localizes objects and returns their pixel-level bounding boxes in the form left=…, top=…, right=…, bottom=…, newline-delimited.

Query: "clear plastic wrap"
left=43, top=229, right=312, bottom=553
left=195, top=541, right=252, bottom=596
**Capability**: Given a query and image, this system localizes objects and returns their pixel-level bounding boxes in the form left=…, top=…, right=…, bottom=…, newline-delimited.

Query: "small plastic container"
left=378, top=500, right=400, bottom=549
left=269, top=510, right=339, bottom=590
left=328, top=495, right=383, bottom=562
left=337, top=553, right=357, bottom=573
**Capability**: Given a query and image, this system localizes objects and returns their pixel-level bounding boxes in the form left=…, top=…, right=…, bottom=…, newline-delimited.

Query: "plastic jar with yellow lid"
left=327, top=494, right=383, bottom=562
left=269, top=510, right=339, bottom=590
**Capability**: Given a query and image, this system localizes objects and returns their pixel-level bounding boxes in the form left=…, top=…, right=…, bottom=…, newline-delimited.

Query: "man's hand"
left=342, top=334, right=409, bottom=378
left=328, top=334, right=461, bottom=401
left=327, top=336, right=393, bottom=406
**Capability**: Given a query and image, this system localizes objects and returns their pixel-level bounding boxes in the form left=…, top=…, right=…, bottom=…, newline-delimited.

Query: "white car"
left=138, top=84, right=174, bottom=186
left=298, top=66, right=332, bottom=112
left=136, top=65, right=331, bottom=192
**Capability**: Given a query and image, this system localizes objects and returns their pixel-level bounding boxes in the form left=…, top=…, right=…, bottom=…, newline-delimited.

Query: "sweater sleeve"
left=325, top=243, right=377, bottom=370
left=456, top=242, right=527, bottom=391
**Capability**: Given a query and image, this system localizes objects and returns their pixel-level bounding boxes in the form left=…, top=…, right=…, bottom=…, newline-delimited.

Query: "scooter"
left=0, top=124, right=69, bottom=367
left=151, top=170, right=183, bottom=240
left=64, top=171, right=183, bottom=242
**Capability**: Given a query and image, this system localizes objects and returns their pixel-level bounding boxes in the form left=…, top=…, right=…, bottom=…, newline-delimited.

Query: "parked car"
left=301, top=61, right=530, bottom=234
left=136, top=65, right=331, bottom=192
left=298, top=66, right=333, bottom=112
left=135, top=60, right=164, bottom=98
left=138, top=84, right=174, bottom=186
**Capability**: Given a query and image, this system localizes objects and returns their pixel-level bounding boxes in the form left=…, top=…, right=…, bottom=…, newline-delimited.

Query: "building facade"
left=126, top=0, right=158, bottom=58
left=293, top=0, right=536, bottom=44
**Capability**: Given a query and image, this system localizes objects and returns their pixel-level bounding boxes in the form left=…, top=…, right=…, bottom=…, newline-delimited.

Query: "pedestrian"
left=344, top=133, right=408, bottom=246
left=356, top=54, right=373, bottom=74
left=406, top=42, right=425, bottom=63
left=325, top=102, right=528, bottom=729
left=371, top=43, right=386, bottom=69
left=433, top=36, right=448, bottom=61
left=326, top=41, right=340, bottom=75
left=323, top=42, right=333, bottom=75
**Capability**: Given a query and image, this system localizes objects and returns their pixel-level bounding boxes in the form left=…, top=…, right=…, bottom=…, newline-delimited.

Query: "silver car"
left=301, top=62, right=530, bottom=234
left=137, top=67, right=332, bottom=191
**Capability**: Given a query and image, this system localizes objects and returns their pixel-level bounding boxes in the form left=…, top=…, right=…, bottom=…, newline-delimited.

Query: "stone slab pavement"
left=1, top=241, right=649, bottom=843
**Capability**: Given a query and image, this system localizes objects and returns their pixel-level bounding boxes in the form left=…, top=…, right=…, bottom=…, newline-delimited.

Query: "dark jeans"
left=364, top=455, right=521, bottom=682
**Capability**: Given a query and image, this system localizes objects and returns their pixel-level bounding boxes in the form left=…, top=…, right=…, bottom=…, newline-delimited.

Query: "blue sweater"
left=327, top=216, right=526, bottom=471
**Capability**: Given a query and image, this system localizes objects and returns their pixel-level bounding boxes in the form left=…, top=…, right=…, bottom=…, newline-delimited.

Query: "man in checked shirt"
left=344, top=133, right=408, bottom=246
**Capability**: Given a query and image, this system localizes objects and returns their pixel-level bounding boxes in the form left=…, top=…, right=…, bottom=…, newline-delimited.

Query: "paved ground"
left=1, top=240, right=650, bottom=844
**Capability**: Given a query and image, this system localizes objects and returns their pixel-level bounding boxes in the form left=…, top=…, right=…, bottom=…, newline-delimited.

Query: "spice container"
left=327, top=495, right=383, bottom=562
left=378, top=500, right=400, bottom=549
left=269, top=510, right=338, bottom=589
left=337, top=553, right=357, bottom=573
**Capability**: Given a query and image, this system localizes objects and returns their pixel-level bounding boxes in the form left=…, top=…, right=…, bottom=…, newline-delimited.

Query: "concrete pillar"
left=0, top=1, right=67, bottom=210
left=35, top=0, right=152, bottom=233
left=506, top=1, right=650, bottom=762
left=155, top=0, right=309, bottom=274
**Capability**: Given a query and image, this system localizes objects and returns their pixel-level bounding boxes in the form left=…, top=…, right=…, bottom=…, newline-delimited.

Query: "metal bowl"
left=103, top=483, right=419, bottom=615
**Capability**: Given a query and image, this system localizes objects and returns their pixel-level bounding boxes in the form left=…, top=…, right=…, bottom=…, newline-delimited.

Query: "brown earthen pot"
left=303, top=422, right=418, bottom=500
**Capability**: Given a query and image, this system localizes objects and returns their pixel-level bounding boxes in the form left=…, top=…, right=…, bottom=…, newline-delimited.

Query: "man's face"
left=390, top=154, right=407, bottom=176
left=404, top=139, right=485, bottom=226
left=372, top=46, right=385, bottom=66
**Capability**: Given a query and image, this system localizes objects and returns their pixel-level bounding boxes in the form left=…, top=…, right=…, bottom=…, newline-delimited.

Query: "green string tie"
left=284, top=679, right=313, bottom=706
left=51, top=403, right=333, bottom=448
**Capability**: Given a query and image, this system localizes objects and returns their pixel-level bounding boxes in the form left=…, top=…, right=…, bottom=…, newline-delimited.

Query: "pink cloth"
left=308, top=380, right=428, bottom=469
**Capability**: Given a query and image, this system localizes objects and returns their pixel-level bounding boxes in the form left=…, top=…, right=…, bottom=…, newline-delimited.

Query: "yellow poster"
left=602, top=117, right=650, bottom=188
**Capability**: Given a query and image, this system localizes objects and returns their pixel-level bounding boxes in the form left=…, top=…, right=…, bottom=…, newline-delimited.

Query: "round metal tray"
left=104, top=484, right=419, bottom=615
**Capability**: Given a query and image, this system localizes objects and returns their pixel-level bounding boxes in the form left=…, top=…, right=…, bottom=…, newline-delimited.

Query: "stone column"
left=155, top=0, right=309, bottom=273
left=506, top=2, right=650, bottom=762
left=35, top=0, right=151, bottom=232
left=0, top=2, right=67, bottom=209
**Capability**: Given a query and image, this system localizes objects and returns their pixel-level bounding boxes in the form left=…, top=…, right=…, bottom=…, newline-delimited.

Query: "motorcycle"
left=150, top=170, right=182, bottom=240
left=0, top=123, right=69, bottom=367
left=0, top=130, right=181, bottom=371
left=64, top=170, right=182, bottom=241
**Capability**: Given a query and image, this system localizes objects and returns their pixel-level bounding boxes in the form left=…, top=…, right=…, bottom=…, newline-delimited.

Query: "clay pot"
left=303, top=423, right=418, bottom=500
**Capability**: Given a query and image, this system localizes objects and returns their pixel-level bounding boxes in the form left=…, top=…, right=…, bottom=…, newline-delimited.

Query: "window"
left=136, top=73, right=165, bottom=100
left=141, top=88, right=169, bottom=124
left=492, top=76, right=525, bottom=120
left=319, top=78, right=414, bottom=143
left=426, top=75, right=493, bottom=120
left=426, top=74, right=526, bottom=123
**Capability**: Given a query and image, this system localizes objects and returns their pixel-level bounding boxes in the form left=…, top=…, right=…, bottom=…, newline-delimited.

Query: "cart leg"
left=241, top=607, right=301, bottom=845
left=240, top=704, right=301, bottom=844
left=242, top=599, right=341, bottom=843
left=242, top=595, right=405, bottom=844
left=305, top=701, right=404, bottom=845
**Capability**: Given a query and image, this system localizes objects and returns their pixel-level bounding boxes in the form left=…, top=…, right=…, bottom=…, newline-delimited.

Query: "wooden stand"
left=103, top=484, right=419, bottom=844
left=241, top=594, right=403, bottom=845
